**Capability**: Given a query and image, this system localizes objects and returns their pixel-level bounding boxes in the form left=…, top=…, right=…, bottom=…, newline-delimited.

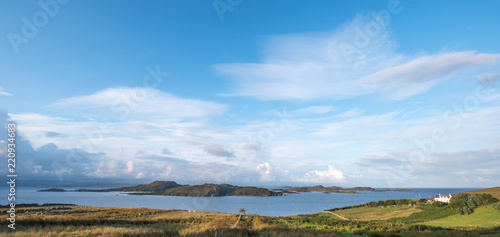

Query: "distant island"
left=281, top=185, right=415, bottom=194
left=282, top=185, right=374, bottom=193
left=372, top=189, right=416, bottom=192
left=37, top=188, right=66, bottom=192
left=38, top=181, right=416, bottom=196
left=38, top=181, right=284, bottom=197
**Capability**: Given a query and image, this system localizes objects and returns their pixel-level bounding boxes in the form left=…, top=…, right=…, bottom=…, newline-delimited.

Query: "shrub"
left=492, top=202, right=500, bottom=211
left=450, top=193, right=498, bottom=215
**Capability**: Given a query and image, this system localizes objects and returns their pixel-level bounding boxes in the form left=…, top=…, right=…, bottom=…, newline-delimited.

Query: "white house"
left=434, top=194, right=452, bottom=203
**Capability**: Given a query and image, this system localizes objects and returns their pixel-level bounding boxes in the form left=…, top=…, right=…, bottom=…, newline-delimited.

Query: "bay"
left=1, top=187, right=478, bottom=216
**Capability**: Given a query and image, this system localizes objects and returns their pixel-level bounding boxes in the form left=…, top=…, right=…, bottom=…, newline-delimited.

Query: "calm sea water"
left=1, top=187, right=477, bottom=216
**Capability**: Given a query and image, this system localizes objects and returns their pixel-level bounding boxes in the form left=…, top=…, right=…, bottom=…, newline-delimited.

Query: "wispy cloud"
left=48, top=87, right=227, bottom=120
left=0, top=87, right=13, bottom=96
left=215, top=15, right=500, bottom=101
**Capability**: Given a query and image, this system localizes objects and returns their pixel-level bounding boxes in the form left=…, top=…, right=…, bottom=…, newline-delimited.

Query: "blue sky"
left=1, top=0, right=500, bottom=188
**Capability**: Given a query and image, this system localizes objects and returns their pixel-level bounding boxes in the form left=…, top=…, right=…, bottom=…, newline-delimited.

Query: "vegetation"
left=162, top=184, right=283, bottom=197
left=39, top=181, right=284, bottom=197
left=492, top=202, right=500, bottom=211
left=2, top=204, right=500, bottom=237
left=37, top=188, right=66, bottom=192
left=425, top=205, right=500, bottom=228
left=468, top=186, right=500, bottom=199
left=12, top=186, right=499, bottom=236
left=449, top=193, right=498, bottom=215
left=334, top=206, right=421, bottom=221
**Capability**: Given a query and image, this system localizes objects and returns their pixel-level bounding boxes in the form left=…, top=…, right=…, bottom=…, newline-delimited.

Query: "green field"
left=425, top=205, right=500, bottom=228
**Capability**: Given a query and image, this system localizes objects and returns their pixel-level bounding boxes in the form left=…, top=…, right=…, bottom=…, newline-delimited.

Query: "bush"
left=450, top=193, right=498, bottom=215
left=492, top=202, right=500, bottom=211
left=432, top=201, right=446, bottom=207
left=383, top=200, right=396, bottom=206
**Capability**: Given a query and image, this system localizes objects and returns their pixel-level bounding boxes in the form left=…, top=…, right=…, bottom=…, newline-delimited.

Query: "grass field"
left=425, top=205, right=500, bottom=228
left=334, top=205, right=421, bottom=221
left=468, top=187, right=500, bottom=199
left=2, top=204, right=500, bottom=236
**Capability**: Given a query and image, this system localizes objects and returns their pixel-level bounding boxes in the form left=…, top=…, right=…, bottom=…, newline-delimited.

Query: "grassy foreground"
left=425, top=205, right=500, bottom=228
left=1, top=203, right=500, bottom=237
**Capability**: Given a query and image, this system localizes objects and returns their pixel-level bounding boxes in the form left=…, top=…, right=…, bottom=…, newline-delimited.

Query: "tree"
left=239, top=208, right=246, bottom=215
left=450, top=193, right=498, bottom=215
left=492, top=202, right=500, bottom=211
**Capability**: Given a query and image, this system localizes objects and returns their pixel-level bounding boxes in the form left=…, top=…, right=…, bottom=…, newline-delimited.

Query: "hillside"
left=162, top=183, right=283, bottom=197
left=467, top=186, right=500, bottom=199
left=114, top=180, right=183, bottom=192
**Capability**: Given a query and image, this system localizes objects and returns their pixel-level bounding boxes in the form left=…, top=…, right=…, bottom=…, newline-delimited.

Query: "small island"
left=38, top=181, right=284, bottom=197
left=38, top=181, right=416, bottom=196
left=38, top=188, right=66, bottom=192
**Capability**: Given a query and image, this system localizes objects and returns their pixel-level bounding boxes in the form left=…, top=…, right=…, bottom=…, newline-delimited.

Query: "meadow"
left=1, top=201, right=500, bottom=237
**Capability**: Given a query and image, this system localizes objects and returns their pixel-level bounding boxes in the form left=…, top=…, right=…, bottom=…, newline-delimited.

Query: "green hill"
left=116, top=180, right=182, bottom=192
left=162, top=183, right=282, bottom=197
left=46, top=181, right=284, bottom=197
left=468, top=186, right=500, bottom=199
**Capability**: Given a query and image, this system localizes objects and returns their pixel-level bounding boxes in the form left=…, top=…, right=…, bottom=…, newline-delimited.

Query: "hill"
left=162, top=183, right=282, bottom=197
left=113, top=180, right=183, bottom=192
left=467, top=186, right=500, bottom=199
left=41, top=181, right=284, bottom=197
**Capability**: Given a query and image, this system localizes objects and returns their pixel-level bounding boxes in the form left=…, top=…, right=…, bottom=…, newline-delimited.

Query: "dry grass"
left=335, top=206, right=421, bottom=221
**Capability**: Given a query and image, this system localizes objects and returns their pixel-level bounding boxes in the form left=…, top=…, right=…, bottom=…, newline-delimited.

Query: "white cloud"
left=88, top=160, right=118, bottom=178
left=361, top=51, right=500, bottom=99
left=125, top=161, right=134, bottom=173
left=256, top=162, right=275, bottom=182
left=0, top=87, right=13, bottom=96
left=291, top=165, right=346, bottom=183
left=215, top=15, right=500, bottom=101
left=135, top=172, right=144, bottom=179
left=48, top=87, right=226, bottom=119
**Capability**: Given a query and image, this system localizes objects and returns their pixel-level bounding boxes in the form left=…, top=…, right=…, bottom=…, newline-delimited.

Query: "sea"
left=0, top=187, right=477, bottom=216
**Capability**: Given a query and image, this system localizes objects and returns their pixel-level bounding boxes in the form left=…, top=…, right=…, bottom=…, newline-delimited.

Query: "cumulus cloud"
left=256, top=162, right=275, bottom=182
left=125, top=161, right=134, bottom=173
left=215, top=15, right=500, bottom=101
left=291, top=165, right=346, bottom=183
